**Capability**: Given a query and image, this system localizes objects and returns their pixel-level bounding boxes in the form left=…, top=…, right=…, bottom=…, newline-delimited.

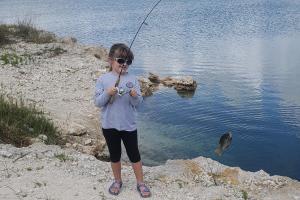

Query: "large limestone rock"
left=148, top=72, right=160, bottom=83
left=138, top=77, right=159, bottom=97
left=146, top=73, right=197, bottom=97
left=174, top=76, right=197, bottom=91
left=160, top=76, right=177, bottom=87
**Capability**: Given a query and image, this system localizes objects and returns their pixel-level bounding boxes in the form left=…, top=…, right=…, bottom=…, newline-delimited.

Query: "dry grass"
left=0, top=20, right=56, bottom=46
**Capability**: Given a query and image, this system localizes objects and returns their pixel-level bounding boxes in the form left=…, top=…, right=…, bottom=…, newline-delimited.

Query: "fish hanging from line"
left=215, top=131, right=232, bottom=156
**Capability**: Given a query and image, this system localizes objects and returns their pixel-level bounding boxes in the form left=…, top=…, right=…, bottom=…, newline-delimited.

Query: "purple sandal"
left=109, top=180, right=123, bottom=195
left=137, top=182, right=151, bottom=198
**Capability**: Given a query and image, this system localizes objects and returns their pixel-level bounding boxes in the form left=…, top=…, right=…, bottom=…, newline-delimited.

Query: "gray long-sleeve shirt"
left=94, top=71, right=143, bottom=131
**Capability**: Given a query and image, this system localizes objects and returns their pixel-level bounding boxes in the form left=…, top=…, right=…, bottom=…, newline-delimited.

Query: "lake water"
left=1, top=0, right=300, bottom=180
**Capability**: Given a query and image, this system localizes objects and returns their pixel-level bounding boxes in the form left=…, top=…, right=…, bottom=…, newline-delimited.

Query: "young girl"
left=94, top=43, right=151, bottom=198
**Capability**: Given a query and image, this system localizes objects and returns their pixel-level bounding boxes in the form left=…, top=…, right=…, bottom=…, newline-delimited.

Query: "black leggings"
left=102, top=128, right=141, bottom=163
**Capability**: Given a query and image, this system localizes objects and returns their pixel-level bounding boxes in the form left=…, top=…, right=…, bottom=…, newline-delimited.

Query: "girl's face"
left=110, top=56, right=132, bottom=74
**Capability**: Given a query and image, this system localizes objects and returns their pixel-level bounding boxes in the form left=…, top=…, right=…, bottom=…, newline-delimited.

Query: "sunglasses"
left=114, top=57, right=133, bottom=65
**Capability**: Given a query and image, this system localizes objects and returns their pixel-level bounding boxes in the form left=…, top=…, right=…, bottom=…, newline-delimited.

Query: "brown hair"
left=108, top=43, right=134, bottom=71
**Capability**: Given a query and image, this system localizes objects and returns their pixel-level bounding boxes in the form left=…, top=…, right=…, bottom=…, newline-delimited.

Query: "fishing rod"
left=129, top=0, right=163, bottom=49
left=109, top=0, right=163, bottom=104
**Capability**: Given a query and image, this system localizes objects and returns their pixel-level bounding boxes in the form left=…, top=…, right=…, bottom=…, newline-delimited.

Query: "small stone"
left=89, top=156, right=95, bottom=161
left=0, top=150, right=13, bottom=158
left=19, top=70, right=26, bottom=74
left=90, top=172, right=97, bottom=176
left=72, top=143, right=78, bottom=148
left=38, top=134, right=48, bottom=142
left=68, top=124, right=87, bottom=136
left=84, top=139, right=92, bottom=145
left=61, top=37, right=77, bottom=45
left=65, top=143, right=72, bottom=147
left=55, top=162, right=62, bottom=167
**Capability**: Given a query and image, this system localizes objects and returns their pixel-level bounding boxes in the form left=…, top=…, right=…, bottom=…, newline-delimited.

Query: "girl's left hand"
left=129, top=89, right=137, bottom=97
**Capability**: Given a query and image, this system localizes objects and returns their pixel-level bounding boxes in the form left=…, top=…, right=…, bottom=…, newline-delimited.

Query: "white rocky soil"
left=1, top=37, right=300, bottom=200
left=0, top=38, right=108, bottom=156
left=1, top=143, right=300, bottom=200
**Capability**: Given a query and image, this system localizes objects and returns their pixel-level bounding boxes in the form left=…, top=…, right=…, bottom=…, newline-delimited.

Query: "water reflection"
left=176, top=90, right=196, bottom=98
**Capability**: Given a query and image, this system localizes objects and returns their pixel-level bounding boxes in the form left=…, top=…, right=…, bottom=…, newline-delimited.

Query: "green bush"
left=0, top=94, right=64, bottom=147
left=0, top=24, right=12, bottom=46
left=55, top=153, right=72, bottom=162
left=242, top=190, right=248, bottom=200
left=0, top=52, right=33, bottom=66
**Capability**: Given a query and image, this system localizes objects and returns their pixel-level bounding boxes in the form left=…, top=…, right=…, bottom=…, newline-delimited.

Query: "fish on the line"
left=215, top=131, right=232, bottom=156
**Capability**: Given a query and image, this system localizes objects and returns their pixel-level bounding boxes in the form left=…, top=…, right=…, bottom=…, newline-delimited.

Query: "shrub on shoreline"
left=0, top=20, right=56, bottom=46
left=0, top=24, right=11, bottom=46
left=0, top=94, right=64, bottom=147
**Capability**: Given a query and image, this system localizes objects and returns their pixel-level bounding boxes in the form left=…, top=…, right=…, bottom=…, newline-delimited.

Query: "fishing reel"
left=116, top=87, right=126, bottom=96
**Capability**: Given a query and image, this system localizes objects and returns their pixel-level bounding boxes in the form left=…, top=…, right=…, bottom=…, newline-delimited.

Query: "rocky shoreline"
left=1, top=33, right=300, bottom=199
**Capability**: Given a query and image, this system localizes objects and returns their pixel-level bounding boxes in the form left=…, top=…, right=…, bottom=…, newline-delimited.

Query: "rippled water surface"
left=1, top=0, right=300, bottom=180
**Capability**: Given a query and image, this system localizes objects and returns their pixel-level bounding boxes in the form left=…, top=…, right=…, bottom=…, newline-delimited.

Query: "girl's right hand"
left=107, top=87, right=118, bottom=96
